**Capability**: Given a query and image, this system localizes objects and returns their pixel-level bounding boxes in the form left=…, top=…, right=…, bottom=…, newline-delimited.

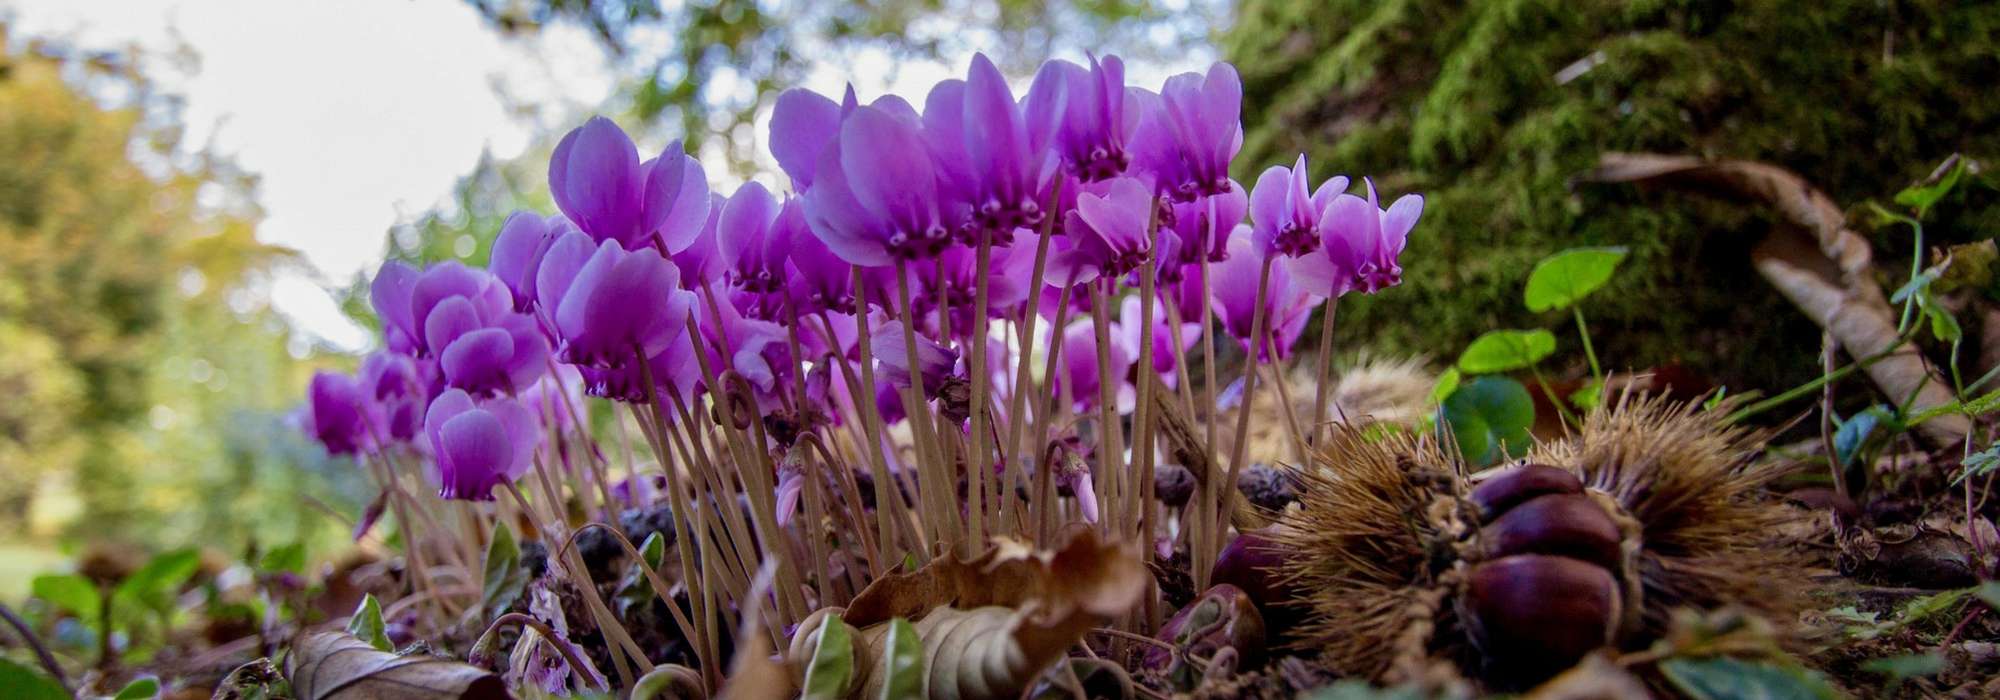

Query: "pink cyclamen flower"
left=1131, top=62, right=1243, bottom=202
left=928, top=53, right=1064, bottom=235
left=424, top=389, right=539, bottom=501
left=1248, top=154, right=1350, bottom=259
left=1047, top=176, right=1156, bottom=284
left=803, top=99, right=964, bottom=265
left=1116, top=295, right=1202, bottom=389
left=1036, top=53, right=1140, bottom=183
left=411, top=263, right=549, bottom=396
left=306, top=371, right=374, bottom=456
left=358, top=351, right=431, bottom=442
left=769, top=86, right=848, bottom=191
left=1167, top=185, right=1248, bottom=264
left=535, top=230, right=696, bottom=371
left=548, top=116, right=711, bottom=253
left=489, top=211, right=572, bottom=312
left=1300, top=178, right=1425, bottom=296
left=1056, top=317, right=1137, bottom=414
left=717, top=182, right=802, bottom=310
left=1211, top=230, right=1317, bottom=362
left=369, top=260, right=422, bottom=355
left=670, top=193, right=729, bottom=292
left=871, top=319, right=959, bottom=393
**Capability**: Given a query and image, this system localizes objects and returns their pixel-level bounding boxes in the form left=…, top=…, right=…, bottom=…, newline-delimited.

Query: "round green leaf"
left=1524, top=247, right=1628, bottom=312
left=1456, top=329, right=1557, bottom=374
left=1439, top=377, right=1536, bottom=464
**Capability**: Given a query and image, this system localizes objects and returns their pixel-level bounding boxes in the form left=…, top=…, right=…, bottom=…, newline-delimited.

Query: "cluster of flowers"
left=302, top=53, right=1421, bottom=507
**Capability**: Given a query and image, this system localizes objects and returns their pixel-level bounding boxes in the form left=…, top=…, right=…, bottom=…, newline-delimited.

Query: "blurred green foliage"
left=1226, top=0, right=2000, bottom=390
left=0, top=26, right=361, bottom=552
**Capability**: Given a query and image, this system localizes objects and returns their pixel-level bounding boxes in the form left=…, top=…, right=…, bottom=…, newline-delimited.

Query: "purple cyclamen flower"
left=489, top=211, right=571, bottom=312
left=1298, top=179, right=1424, bottom=296
left=1249, top=154, right=1350, bottom=259
left=871, top=319, right=959, bottom=393
left=520, top=363, right=584, bottom=429
left=1035, top=53, right=1139, bottom=182
left=1116, top=295, right=1202, bottom=389
left=1056, top=317, right=1137, bottom=414
left=1210, top=230, right=1317, bottom=362
left=769, top=86, right=849, bottom=191
left=536, top=230, right=696, bottom=371
left=306, top=371, right=374, bottom=456
left=548, top=116, right=711, bottom=253
left=804, top=99, right=963, bottom=265
left=358, top=351, right=430, bottom=442
left=424, top=389, right=539, bottom=501
left=1167, top=186, right=1249, bottom=264
left=697, top=288, right=792, bottom=405
left=1131, top=62, right=1243, bottom=202
left=671, top=193, right=729, bottom=292
left=1048, top=176, right=1156, bottom=283
left=576, top=332, right=702, bottom=405
left=934, top=53, right=1064, bottom=234
left=370, top=261, right=421, bottom=355
left=412, top=263, right=549, bottom=396
left=717, top=181, right=798, bottom=302
left=785, top=215, right=858, bottom=315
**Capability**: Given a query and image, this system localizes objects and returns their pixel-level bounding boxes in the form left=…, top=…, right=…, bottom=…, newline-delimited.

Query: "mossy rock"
left=1224, top=0, right=2000, bottom=392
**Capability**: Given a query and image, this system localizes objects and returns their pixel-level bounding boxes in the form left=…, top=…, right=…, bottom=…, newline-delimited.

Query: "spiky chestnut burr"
left=1272, top=396, right=1809, bottom=690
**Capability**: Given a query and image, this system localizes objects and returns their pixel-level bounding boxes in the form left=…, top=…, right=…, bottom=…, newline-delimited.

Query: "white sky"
left=3, top=0, right=1211, bottom=353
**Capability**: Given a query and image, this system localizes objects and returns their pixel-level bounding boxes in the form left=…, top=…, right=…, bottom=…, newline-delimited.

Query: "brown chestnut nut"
left=1210, top=528, right=1305, bottom=636
left=1145, top=583, right=1266, bottom=672
left=1479, top=493, right=1624, bottom=570
left=1462, top=554, right=1622, bottom=684
left=1470, top=464, right=1582, bottom=519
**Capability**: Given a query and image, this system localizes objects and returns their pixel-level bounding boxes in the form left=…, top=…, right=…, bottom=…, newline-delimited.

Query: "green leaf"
left=1439, top=377, right=1536, bottom=465
left=1457, top=329, right=1556, bottom=374
left=879, top=617, right=924, bottom=700
left=32, top=573, right=100, bottom=623
left=345, top=593, right=392, bottom=652
left=1430, top=368, right=1461, bottom=404
left=1894, top=159, right=1965, bottom=216
left=1660, top=657, right=1841, bottom=700
left=481, top=524, right=529, bottom=622
left=640, top=531, right=666, bottom=570
left=1524, top=247, right=1628, bottom=312
left=259, top=543, right=306, bottom=574
left=1833, top=405, right=1900, bottom=469
left=1897, top=587, right=1971, bottom=625
left=1569, top=379, right=1603, bottom=411
left=802, top=617, right=858, bottom=700
left=112, top=676, right=162, bottom=700
left=116, top=549, right=200, bottom=613
left=0, top=658, right=69, bottom=700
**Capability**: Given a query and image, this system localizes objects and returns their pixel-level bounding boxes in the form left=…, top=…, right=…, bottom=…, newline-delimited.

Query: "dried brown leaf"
left=284, top=631, right=508, bottom=700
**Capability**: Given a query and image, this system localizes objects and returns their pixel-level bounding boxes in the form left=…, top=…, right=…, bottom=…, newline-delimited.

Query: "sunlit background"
left=0, top=0, right=1224, bottom=594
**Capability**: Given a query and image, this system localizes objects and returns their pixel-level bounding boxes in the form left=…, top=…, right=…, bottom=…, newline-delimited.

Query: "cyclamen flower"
left=1048, top=177, right=1156, bottom=284
left=671, top=193, right=729, bottom=291
left=548, top=116, right=711, bottom=252
left=575, top=332, right=702, bottom=405
left=769, top=86, right=849, bottom=191
left=1036, top=54, right=1139, bottom=182
left=871, top=319, right=959, bottom=393
left=1296, top=179, right=1425, bottom=296
left=785, top=219, right=859, bottom=315
left=535, top=230, right=696, bottom=371
left=370, top=261, right=421, bottom=355
left=489, top=211, right=571, bottom=312
left=1056, top=317, right=1137, bottom=414
left=803, top=99, right=964, bottom=265
left=1248, top=154, right=1350, bottom=258
left=927, top=53, right=1064, bottom=234
left=1131, top=62, right=1243, bottom=202
left=1116, top=295, right=1202, bottom=389
left=358, top=351, right=430, bottom=442
left=424, top=389, right=539, bottom=501
left=717, top=182, right=800, bottom=305
left=1167, top=186, right=1248, bottom=264
left=306, top=371, right=374, bottom=456
left=411, top=263, right=549, bottom=396
left=1211, top=231, right=1317, bottom=362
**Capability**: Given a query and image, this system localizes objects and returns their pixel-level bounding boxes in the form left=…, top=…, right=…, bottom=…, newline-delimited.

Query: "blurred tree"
left=1225, top=0, right=1999, bottom=390
left=0, top=25, right=354, bottom=548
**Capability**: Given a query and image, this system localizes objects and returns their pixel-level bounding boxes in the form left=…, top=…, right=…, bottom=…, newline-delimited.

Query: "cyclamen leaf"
left=112, top=676, right=162, bottom=700
left=1893, top=159, right=1965, bottom=216
left=1457, top=329, right=1556, bottom=374
left=802, top=616, right=859, bottom=700
left=31, top=573, right=99, bottom=623
left=1660, top=657, right=1840, bottom=700
left=481, top=524, right=528, bottom=622
left=1439, top=376, right=1535, bottom=465
left=346, top=593, right=392, bottom=652
left=286, top=630, right=506, bottom=700
left=1524, top=246, right=1627, bottom=312
left=879, top=618, right=923, bottom=700
left=0, top=658, right=69, bottom=700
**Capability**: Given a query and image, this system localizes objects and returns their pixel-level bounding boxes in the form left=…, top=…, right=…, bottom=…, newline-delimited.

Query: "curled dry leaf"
left=793, top=529, right=1150, bottom=700
left=284, top=631, right=510, bottom=700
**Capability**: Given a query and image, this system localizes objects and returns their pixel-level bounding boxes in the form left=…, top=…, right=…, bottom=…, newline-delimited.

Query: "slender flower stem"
left=1004, top=182, right=1064, bottom=537
left=1193, top=212, right=1222, bottom=591
left=0, top=601, right=67, bottom=695
left=1309, top=298, right=1340, bottom=450
left=1090, top=281, right=1125, bottom=536
left=967, top=225, right=994, bottom=548
left=1574, top=307, right=1603, bottom=386
left=851, top=268, right=923, bottom=558
left=1218, top=256, right=1275, bottom=566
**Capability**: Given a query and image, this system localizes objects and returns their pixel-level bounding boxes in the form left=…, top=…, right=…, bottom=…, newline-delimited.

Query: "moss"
left=1224, top=0, right=2000, bottom=391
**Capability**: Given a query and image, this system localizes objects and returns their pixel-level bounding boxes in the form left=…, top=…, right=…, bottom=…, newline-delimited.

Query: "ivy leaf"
left=345, top=593, right=392, bottom=652
left=879, top=617, right=924, bottom=700
left=31, top=573, right=100, bottom=624
left=802, top=616, right=858, bottom=700
left=1524, top=247, right=1628, bottom=312
left=1439, top=377, right=1536, bottom=465
left=481, top=524, right=528, bottom=622
left=0, top=658, right=68, bottom=700
left=1660, top=657, right=1841, bottom=700
left=111, top=676, right=162, bottom=700
left=1457, top=329, right=1556, bottom=374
